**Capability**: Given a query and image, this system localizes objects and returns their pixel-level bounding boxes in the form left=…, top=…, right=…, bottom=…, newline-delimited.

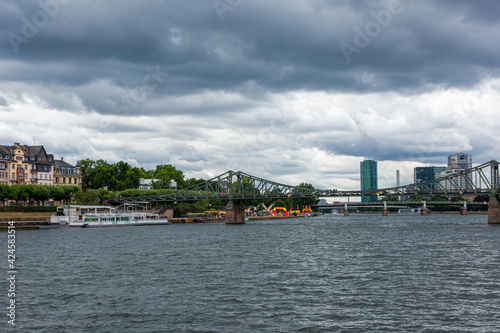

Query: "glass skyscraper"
left=414, top=166, right=446, bottom=189
left=360, top=160, right=378, bottom=202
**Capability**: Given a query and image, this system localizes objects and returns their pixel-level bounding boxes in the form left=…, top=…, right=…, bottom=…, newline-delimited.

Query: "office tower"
left=414, top=166, right=446, bottom=189
left=360, top=160, right=378, bottom=202
left=447, top=153, right=473, bottom=189
left=447, top=153, right=472, bottom=171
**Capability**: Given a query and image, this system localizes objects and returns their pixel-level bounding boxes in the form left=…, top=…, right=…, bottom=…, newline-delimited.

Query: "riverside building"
left=53, top=157, right=82, bottom=190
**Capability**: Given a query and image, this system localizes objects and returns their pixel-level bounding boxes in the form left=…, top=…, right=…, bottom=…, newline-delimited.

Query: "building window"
left=49, top=174, right=51, bottom=180
left=63, top=178, right=66, bottom=184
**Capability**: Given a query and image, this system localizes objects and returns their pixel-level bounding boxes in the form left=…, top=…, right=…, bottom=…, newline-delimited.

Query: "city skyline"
left=1, top=1, right=499, bottom=190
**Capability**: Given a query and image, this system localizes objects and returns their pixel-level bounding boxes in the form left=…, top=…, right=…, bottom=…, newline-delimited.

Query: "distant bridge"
left=316, top=201, right=489, bottom=209
left=315, top=201, right=489, bottom=212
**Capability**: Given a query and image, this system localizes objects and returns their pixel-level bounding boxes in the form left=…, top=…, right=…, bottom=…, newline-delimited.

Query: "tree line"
left=78, top=159, right=204, bottom=191
left=0, top=184, right=80, bottom=206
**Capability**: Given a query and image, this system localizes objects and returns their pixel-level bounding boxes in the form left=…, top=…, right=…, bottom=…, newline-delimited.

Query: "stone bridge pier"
left=225, top=202, right=246, bottom=224
left=488, top=197, right=500, bottom=224
left=421, top=201, right=428, bottom=215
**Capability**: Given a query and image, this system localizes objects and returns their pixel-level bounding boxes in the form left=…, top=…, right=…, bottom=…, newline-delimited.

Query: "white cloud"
left=4, top=77, right=499, bottom=191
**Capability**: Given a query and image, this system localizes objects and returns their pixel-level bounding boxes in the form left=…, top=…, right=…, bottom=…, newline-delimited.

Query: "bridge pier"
left=344, top=202, right=349, bottom=216
left=460, top=201, right=468, bottom=215
left=421, top=201, right=428, bottom=215
left=488, top=197, right=500, bottom=224
left=225, top=202, right=245, bottom=224
left=382, top=201, right=388, bottom=216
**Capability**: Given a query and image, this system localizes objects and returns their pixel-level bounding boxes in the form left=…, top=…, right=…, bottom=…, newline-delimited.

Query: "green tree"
left=429, top=195, right=447, bottom=201
left=96, top=188, right=113, bottom=205
left=291, top=183, right=318, bottom=208
left=50, top=186, right=66, bottom=203
left=173, top=202, right=197, bottom=217
left=150, top=165, right=184, bottom=189
left=60, top=186, right=80, bottom=204
left=184, top=177, right=206, bottom=188
left=80, top=159, right=148, bottom=191
left=409, top=194, right=422, bottom=201
left=16, top=186, right=29, bottom=204
left=120, top=167, right=142, bottom=191
left=31, top=185, right=51, bottom=205
left=74, top=190, right=99, bottom=205
left=383, top=195, right=401, bottom=201
left=273, top=199, right=287, bottom=208
left=7, top=186, right=18, bottom=203
left=0, top=185, right=12, bottom=205
left=78, top=159, right=97, bottom=190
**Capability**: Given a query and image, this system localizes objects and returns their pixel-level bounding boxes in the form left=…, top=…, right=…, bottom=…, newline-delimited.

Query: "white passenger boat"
left=50, top=205, right=170, bottom=227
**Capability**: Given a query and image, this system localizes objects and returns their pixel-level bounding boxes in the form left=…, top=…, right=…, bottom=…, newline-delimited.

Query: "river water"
left=2, top=213, right=500, bottom=332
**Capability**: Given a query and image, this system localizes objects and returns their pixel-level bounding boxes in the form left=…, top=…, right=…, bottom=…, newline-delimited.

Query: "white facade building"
left=139, top=178, right=177, bottom=190
left=447, top=153, right=472, bottom=171
left=440, top=169, right=468, bottom=190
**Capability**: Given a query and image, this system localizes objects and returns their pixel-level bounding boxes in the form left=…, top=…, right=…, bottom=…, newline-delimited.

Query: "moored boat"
left=50, top=204, right=170, bottom=227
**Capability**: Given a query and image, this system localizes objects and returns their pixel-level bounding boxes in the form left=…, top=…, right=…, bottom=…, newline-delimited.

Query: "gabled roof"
left=54, top=159, right=77, bottom=168
left=22, top=145, right=44, bottom=157
left=0, top=145, right=11, bottom=156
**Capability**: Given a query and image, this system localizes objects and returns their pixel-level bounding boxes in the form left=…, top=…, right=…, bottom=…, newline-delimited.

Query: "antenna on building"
left=32, top=135, right=37, bottom=145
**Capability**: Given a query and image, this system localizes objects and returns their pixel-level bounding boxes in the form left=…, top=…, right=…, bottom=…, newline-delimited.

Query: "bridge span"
left=112, top=160, right=500, bottom=224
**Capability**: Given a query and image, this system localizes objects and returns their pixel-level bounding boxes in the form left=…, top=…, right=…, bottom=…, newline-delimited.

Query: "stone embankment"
left=0, top=217, right=50, bottom=230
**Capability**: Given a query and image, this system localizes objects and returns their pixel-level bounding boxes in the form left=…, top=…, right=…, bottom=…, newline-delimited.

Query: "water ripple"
left=2, top=214, right=500, bottom=332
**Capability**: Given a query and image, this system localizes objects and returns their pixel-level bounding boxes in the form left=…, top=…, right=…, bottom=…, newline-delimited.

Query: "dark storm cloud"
left=2, top=0, right=500, bottom=182
left=2, top=0, right=499, bottom=100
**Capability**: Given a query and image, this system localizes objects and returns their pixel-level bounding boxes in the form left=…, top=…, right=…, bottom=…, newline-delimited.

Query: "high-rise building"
left=447, top=153, right=472, bottom=189
left=414, top=166, right=446, bottom=189
left=447, top=153, right=472, bottom=171
left=440, top=169, right=468, bottom=190
left=360, top=160, right=378, bottom=202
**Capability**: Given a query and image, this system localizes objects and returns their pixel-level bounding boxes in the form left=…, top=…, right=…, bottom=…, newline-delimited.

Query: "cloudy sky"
left=1, top=0, right=499, bottom=190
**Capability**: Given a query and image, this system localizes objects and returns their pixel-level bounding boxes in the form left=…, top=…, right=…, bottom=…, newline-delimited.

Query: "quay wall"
left=0, top=218, right=49, bottom=230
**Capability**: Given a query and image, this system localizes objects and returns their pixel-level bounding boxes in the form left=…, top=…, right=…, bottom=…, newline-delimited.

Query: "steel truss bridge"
left=113, top=160, right=500, bottom=204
